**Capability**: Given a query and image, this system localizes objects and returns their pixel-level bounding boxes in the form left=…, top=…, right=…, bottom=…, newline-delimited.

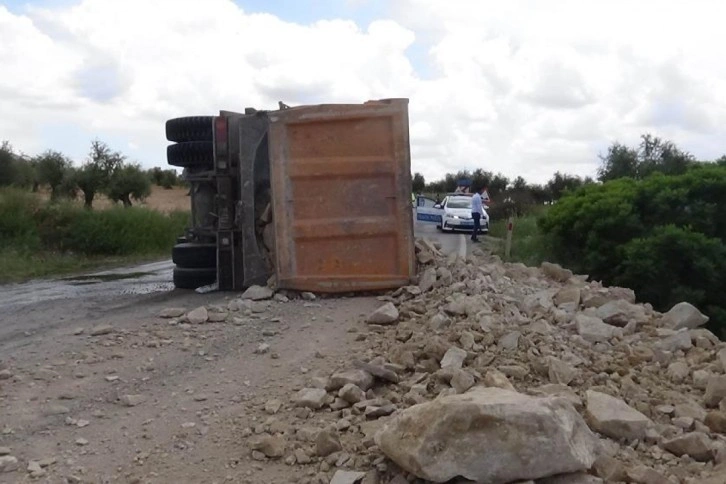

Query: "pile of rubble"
left=237, top=238, right=726, bottom=484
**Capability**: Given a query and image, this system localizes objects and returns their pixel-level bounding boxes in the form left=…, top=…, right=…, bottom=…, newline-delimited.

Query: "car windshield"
left=447, top=198, right=471, bottom=209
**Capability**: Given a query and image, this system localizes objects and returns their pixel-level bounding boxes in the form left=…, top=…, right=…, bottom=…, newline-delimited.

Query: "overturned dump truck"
left=166, top=98, right=416, bottom=293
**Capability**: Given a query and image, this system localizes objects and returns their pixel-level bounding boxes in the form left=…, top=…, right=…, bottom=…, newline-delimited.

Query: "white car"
left=434, top=194, right=489, bottom=233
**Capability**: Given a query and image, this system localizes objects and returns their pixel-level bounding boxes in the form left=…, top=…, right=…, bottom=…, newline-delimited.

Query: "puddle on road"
left=61, top=272, right=153, bottom=284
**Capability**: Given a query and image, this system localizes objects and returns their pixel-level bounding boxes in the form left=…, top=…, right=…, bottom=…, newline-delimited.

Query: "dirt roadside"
left=0, top=286, right=382, bottom=483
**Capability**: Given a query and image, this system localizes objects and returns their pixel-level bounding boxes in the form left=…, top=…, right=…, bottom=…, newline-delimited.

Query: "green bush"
left=540, top=165, right=726, bottom=334
left=0, top=188, right=40, bottom=249
left=0, top=188, right=190, bottom=281
left=615, top=226, right=726, bottom=310
left=56, top=207, right=188, bottom=255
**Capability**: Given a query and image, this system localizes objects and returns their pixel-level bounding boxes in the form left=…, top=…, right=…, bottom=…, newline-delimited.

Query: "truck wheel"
left=167, top=142, right=213, bottom=168
left=173, top=266, right=216, bottom=289
left=172, top=243, right=216, bottom=268
left=166, top=116, right=214, bottom=143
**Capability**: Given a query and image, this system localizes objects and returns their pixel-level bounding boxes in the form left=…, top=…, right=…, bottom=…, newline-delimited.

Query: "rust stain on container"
left=268, top=98, right=416, bottom=293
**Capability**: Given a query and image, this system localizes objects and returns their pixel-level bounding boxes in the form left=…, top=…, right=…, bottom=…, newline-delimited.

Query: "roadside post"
left=505, top=217, right=513, bottom=259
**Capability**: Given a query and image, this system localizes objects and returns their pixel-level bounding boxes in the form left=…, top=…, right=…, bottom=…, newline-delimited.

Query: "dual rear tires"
left=167, top=117, right=218, bottom=289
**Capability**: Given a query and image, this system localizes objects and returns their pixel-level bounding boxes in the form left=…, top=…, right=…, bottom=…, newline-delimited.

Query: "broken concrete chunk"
left=705, top=375, right=726, bottom=408
left=548, top=357, right=578, bottom=386
left=575, top=314, right=617, bottom=343
left=249, top=434, right=286, bottom=458
left=541, top=262, right=574, bottom=282
left=339, top=383, right=366, bottom=404
left=553, top=286, right=581, bottom=308
left=119, top=394, right=146, bottom=407
left=450, top=369, right=476, bottom=393
left=330, top=470, right=367, bottom=484
left=315, top=429, right=342, bottom=456
left=660, top=301, right=709, bottom=330
left=418, top=267, right=437, bottom=293
left=241, top=285, right=274, bottom=301
left=90, top=324, right=113, bottom=336
left=159, top=307, right=185, bottom=318
left=585, top=390, right=651, bottom=441
left=595, top=299, right=646, bottom=327
left=292, top=388, right=327, bottom=409
left=375, top=387, right=599, bottom=483
left=367, top=302, right=399, bottom=325
left=352, top=359, right=399, bottom=383
left=661, top=431, right=713, bottom=461
left=440, top=347, right=467, bottom=370
left=329, top=370, right=374, bottom=391
left=186, top=306, right=209, bottom=324
left=483, top=369, right=516, bottom=391
left=0, top=455, right=19, bottom=473
left=626, top=465, right=676, bottom=484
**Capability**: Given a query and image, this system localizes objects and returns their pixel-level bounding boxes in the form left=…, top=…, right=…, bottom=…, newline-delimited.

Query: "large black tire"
left=166, top=116, right=214, bottom=143
left=167, top=141, right=214, bottom=168
left=172, top=242, right=216, bottom=268
left=173, top=266, right=216, bottom=289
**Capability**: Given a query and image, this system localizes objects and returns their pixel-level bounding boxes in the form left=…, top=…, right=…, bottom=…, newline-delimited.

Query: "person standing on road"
left=471, top=185, right=486, bottom=242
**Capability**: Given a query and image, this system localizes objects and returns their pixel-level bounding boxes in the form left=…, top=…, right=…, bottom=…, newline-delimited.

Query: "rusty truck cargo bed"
left=268, top=98, right=415, bottom=293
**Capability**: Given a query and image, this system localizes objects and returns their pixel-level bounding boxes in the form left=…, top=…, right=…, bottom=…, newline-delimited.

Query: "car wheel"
left=172, top=242, right=216, bottom=268
left=167, top=141, right=214, bottom=168
left=173, top=266, right=217, bottom=289
left=166, top=116, right=214, bottom=143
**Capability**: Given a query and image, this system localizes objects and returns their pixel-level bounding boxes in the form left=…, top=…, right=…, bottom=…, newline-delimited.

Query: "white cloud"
left=1, top=0, right=726, bottom=184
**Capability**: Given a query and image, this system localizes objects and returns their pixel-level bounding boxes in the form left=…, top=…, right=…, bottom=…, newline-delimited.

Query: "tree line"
left=533, top=133, right=726, bottom=334
left=413, top=133, right=724, bottom=217
left=0, top=140, right=185, bottom=208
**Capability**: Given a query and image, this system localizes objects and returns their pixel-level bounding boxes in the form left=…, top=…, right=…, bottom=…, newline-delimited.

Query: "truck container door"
left=267, top=98, right=416, bottom=293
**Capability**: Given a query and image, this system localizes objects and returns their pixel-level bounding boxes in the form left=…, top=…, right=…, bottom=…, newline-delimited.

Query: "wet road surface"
left=1, top=217, right=469, bottom=311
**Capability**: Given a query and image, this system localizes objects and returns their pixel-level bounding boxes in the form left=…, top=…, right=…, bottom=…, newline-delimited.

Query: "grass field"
left=34, top=185, right=191, bottom=212
left=0, top=188, right=190, bottom=283
left=488, top=210, right=553, bottom=267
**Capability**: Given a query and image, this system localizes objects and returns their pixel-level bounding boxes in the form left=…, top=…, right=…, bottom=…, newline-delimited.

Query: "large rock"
left=548, top=357, right=578, bottom=386
left=241, top=285, right=274, bottom=301
left=187, top=306, right=209, bottom=324
left=0, top=455, right=18, bottom=473
left=705, top=376, right=726, bottom=408
left=315, top=429, right=342, bottom=456
left=367, top=303, right=399, bottom=325
left=375, top=387, right=600, bottom=483
left=595, top=300, right=647, bottom=327
left=582, top=287, right=636, bottom=308
left=440, top=347, right=467, bottom=370
left=292, top=388, right=327, bottom=409
left=553, top=286, right=581, bottom=308
left=660, top=302, right=709, bottom=330
left=661, top=431, right=713, bottom=461
left=585, top=390, right=651, bottom=441
left=249, top=434, right=286, bottom=458
left=541, top=262, right=574, bottom=282
left=329, top=370, right=374, bottom=391
left=655, top=331, right=692, bottom=352
left=418, top=268, right=437, bottom=293
left=575, top=314, right=618, bottom=343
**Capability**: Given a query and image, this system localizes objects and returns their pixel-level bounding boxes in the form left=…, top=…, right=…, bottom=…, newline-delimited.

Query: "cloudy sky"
left=2, top=0, right=726, bottom=184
